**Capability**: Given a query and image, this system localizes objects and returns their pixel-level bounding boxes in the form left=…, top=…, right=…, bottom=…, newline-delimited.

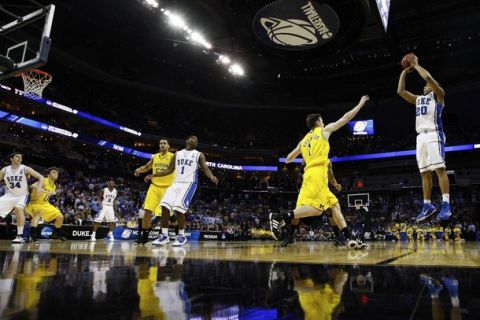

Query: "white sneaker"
left=12, top=236, right=25, bottom=244
left=173, top=235, right=187, bottom=247
left=152, top=234, right=169, bottom=246
left=90, top=235, right=96, bottom=242
left=106, top=233, right=114, bottom=241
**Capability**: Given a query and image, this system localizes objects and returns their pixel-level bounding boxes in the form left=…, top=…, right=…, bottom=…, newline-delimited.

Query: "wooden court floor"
left=1, top=240, right=479, bottom=267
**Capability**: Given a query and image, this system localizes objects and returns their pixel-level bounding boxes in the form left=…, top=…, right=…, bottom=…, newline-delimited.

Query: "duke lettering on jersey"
left=102, top=188, right=117, bottom=206
left=416, top=92, right=444, bottom=134
left=175, top=149, right=200, bottom=184
left=2, top=165, right=29, bottom=196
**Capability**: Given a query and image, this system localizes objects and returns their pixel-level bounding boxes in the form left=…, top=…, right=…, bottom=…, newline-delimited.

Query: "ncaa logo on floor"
left=253, top=0, right=340, bottom=50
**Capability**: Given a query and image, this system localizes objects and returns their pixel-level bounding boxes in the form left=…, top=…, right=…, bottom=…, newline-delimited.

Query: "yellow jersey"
left=29, top=178, right=56, bottom=205
left=151, top=152, right=175, bottom=187
left=297, top=280, right=341, bottom=320
left=300, top=127, right=330, bottom=171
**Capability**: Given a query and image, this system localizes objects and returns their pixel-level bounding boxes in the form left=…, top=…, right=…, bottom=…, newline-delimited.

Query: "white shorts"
left=416, top=131, right=446, bottom=173
left=160, top=182, right=198, bottom=214
left=0, top=193, right=29, bottom=217
left=94, top=206, right=116, bottom=223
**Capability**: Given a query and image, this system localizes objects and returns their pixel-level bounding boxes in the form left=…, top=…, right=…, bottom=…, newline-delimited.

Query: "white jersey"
left=2, top=165, right=29, bottom=196
left=174, top=149, right=200, bottom=184
left=415, top=92, right=444, bottom=134
left=102, top=187, right=117, bottom=206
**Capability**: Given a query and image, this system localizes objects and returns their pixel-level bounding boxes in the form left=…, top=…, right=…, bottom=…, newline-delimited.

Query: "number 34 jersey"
left=2, top=165, right=29, bottom=196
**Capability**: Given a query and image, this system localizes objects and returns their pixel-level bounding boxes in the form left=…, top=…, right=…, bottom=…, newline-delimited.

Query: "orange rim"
left=16, top=68, right=51, bottom=78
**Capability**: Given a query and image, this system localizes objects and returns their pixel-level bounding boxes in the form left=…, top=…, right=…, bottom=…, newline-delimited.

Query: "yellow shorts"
left=25, top=203, right=61, bottom=223
left=143, top=184, right=168, bottom=215
left=296, top=166, right=338, bottom=211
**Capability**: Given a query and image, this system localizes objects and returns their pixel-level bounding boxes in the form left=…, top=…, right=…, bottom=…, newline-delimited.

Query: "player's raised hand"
left=211, top=176, right=219, bottom=185
left=407, top=54, right=419, bottom=67
left=134, top=169, right=141, bottom=177
left=359, top=95, right=369, bottom=105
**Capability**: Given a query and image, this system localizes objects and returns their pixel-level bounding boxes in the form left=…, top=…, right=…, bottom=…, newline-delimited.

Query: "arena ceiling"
left=3, top=0, right=480, bottom=108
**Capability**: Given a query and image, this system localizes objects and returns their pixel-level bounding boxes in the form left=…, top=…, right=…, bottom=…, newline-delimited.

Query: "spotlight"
left=217, top=55, right=231, bottom=65
left=168, top=14, right=186, bottom=28
left=229, top=64, right=245, bottom=76
left=190, top=32, right=212, bottom=49
left=144, top=0, right=159, bottom=8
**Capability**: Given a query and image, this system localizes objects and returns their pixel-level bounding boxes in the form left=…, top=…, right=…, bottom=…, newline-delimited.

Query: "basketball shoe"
left=152, top=234, right=169, bottom=246
left=416, top=203, right=437, bottom=222
left=437, top=202, right=452, bottom=221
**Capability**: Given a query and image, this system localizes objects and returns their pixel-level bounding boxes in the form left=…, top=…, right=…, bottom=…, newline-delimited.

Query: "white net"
left=21, top=69, right=52, bottom=98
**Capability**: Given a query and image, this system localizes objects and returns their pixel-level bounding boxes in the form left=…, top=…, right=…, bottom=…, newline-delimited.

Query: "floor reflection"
left=0, top=244, right=479, bottom=319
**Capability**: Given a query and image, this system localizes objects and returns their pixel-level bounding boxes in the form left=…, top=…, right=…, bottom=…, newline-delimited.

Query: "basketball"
left=401, top=53, right=412, bottom=69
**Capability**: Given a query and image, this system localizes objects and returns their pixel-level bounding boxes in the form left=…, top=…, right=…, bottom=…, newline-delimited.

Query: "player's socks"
left=284, top=211, right=294, bottom=224
left=341, top=227, right=352, bottom=240
left=280, top=224, right=297, bottom=247
left=30, top=226, right=38, bottom=241
left=442, top=194, right=450, bottom=203
left=137, top=218, right=143, bottom=237
left=141, top=228, right=150, bottom=243
left=332, top=226, right=340, bottom=240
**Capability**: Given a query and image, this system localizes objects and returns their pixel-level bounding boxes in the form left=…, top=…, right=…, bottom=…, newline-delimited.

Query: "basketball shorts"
left=160, top=182, right=197, bottom=214
left=25, top=203, right=62, bottom=222
left=296, top=166, right=338, bottom=211
left=144, top=184, right=168, bottom=215
left=0, top=194, right=29, bottom=217
left=94, top=206, right=115, bottom=223
left=416, top=131, right=446, bottom=173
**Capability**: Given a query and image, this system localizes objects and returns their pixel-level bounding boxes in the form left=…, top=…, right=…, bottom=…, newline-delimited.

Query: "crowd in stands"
left=3, top=72, right=480, bottom=153
left=0, top=154, right=477, bottom=241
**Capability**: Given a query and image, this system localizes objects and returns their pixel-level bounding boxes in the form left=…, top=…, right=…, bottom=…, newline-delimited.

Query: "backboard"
left=0, top=2, right=55, bottom=80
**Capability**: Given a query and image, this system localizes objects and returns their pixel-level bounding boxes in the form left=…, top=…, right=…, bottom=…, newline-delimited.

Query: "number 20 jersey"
left=415, top=91, right=444, bottom=134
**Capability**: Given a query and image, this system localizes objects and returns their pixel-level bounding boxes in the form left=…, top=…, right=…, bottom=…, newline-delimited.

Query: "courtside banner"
left=112, top=227, right=201, bottom=241
left=253, top=0, right=340, bottom=50
left=37, top=224, right=108, bottom=240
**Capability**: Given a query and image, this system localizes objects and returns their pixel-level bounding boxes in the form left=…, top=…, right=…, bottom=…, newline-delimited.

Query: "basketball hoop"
left=19, top=68, right=52, bottom=98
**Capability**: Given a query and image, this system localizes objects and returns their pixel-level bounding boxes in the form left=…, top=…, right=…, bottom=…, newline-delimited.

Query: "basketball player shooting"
left=270, top=95, right=370, bottom=250
left=397, top=53, right=451, bottom=222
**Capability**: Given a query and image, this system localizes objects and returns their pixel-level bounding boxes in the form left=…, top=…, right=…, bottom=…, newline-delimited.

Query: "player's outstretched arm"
left=199, top=153, right=218, bottom=185
left=145, top=154, right=176, bottom=181
left=323, top=95, right=369, bottom=140
left=397, top=67, right=418, bottom=104
left=0, top=168, right=4, bottom=184
left=286, top=141, right=302, bottom=164
left=134, top=158, right=153, bottom=176
left=25, top=166, right=44, bottom=193
left=408, top=54, right=445, bottom=103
